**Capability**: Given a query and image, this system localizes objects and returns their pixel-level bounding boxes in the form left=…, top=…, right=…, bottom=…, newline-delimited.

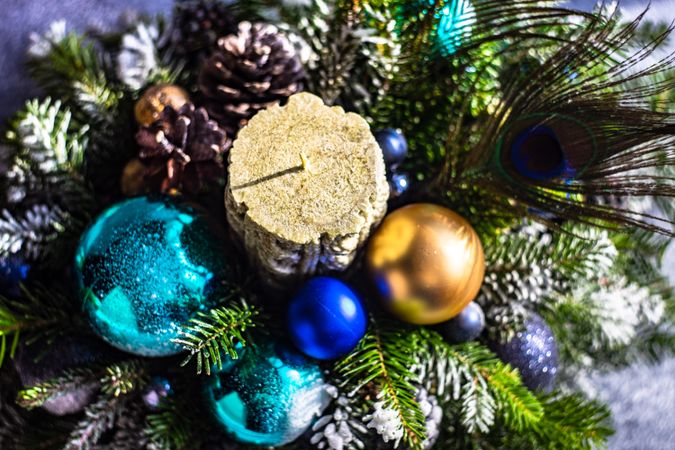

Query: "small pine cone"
left=171, top=0, right=237, bottom=57
left=199, top=21, right=306, bottom=134
left=135, top=103, right=231, bottom=195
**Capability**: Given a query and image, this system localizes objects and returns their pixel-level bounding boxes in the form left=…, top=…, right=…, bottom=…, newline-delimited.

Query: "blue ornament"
left=437, top=0, right=474, bottom=56
left=143, top=376, right=173, bottom=410
left=510, top=125, right=575, bottom=181
left=488, top=313, right=559, bottom=392
left=288, top=276, right=367, bottom=360
left=374, top=129, right=408, bottom=170
left=75, top=196, right=228, bottom=357
left=0, top=256, right=30, bottom=297
left=389, top=172, right=411, bottom=199
left=438, top=302, right=485, bottom=343
left=204, top=340, right=329, bottom=447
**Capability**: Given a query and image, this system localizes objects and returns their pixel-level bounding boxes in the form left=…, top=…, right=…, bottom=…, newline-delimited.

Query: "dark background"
left=0, top=0, right=673, bottom=448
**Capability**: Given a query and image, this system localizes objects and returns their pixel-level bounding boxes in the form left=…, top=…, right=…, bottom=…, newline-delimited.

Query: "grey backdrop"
left=0, top=1, right=673, bottom=449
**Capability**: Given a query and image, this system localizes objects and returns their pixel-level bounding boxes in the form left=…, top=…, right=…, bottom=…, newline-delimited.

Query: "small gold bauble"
left=366, top=203, right=485, bottom=325
left=134, top=84, right=190, bottom=127
left=120, top=158, right=147, bottom=197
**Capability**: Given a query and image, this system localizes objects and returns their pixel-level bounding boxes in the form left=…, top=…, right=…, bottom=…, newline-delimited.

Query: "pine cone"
left=199, top=21, right=306, bottom=134
left=135, top=103, right=231, bottom=195
left=171, top=0, right=237, bottom=57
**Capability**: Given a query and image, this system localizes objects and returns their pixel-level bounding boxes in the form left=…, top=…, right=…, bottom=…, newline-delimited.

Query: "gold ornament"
left=120, top=158, right=147, bottom=197
left=366, top=203, right=485, bottom=325
left=134, top=84, right=190, bottom=127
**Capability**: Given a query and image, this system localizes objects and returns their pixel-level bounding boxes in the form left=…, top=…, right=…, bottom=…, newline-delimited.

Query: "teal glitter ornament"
left=204, top=340, right=330, bottom=447
left=75, top=196, right=228, bottom=357
left=436, top=0, right=474, bottom=56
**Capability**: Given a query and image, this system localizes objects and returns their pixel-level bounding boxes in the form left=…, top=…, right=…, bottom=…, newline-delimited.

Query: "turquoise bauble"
left=204, top=340, right=329, bottom=447
left=75, top=196, right=228, bottom=357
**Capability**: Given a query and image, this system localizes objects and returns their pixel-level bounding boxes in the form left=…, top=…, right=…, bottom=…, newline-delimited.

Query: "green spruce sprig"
left=65, top=395, right=126, bottom=450
left=144, top=399, right=196, bottom=450
left=100, top=360, right=148, bottom=397
left=16, top=367, right=99, bottom=410
left=172, top=297, right=259, bottom=375
left=335, top=317, right=427, bottom=450
left=0, top=285, right=83, bottom=365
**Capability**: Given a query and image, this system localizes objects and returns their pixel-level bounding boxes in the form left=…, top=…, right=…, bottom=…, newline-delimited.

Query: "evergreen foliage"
left=172, top=298, right=259, bottom=375
left=0, top=1, right=673, bottom=449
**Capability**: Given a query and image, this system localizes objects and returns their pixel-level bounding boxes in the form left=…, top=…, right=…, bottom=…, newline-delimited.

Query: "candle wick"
left=300, top=152, right=312, bottom=173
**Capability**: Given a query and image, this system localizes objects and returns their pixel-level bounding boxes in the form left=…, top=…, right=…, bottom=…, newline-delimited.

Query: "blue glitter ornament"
left=437, top=0, right=474, bottom=56
left=0, top=256, right=30, bottom=297
left=75, top=196, right=228, bottom=357
left=488, top=313, right=559, bottom=392
left=204, top=340, right=329, bottom=447
left=438, top=301, right=485, bottom=344
left=288, top=277, right=367, bottom=360
left=374, top=129, right=408, bottom=170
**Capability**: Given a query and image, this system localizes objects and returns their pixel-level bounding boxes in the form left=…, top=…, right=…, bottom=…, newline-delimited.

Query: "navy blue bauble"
left=288, top=276, right=367, bottom=360
left=389, top=172, right=410, bottom=199
left=488, top=313, right=559, bottom=392
left=0, top=256, right=29, bottom=297
left=438, top=302, right=485, bottom=343
left=204, top=340, right=329, bottom=446
left=509, top=125, right=574, bottom=181
left=75, top=196, right=229, bottom=357
left=374, top=129, right=408, bottom=170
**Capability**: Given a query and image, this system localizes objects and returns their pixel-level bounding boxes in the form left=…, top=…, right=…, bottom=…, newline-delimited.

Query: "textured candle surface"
left=226, top=92, right=388, bottom=286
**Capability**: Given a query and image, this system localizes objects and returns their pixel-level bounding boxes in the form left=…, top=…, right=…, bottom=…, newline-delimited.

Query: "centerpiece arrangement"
left=0, top=1, right=673, bottom=449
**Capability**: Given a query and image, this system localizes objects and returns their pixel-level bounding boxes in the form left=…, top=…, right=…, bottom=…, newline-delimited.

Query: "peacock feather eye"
left=509, top=125, right=568, bottom=181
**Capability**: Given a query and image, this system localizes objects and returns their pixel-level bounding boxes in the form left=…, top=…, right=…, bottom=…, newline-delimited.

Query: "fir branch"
left=526, top=394, right=613, bottom=450
left=26, top=32, right=121, bottom=121
left=0, top=285, right=83, bottom=365
left=16, top=367, right=98, bottom=410
left=144, top=399, right=196, bottom=450
left=335, top=318, right=427, bottom=449
left=5, top=98, right=89, bottom=175
left=417, top=329, right=543, bottom=435
left=65, top=396, right=125, bottom=450
left=100, top=360, right=148, bottom=397
left=172, top=298, right=259, bottom=375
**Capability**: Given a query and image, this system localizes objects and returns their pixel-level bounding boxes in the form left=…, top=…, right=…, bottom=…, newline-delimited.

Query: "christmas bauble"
left=438, top=301, right=485, bottom=343
left=204, top=340, right=330, bottom=447
left=288, top=276, right=367, bottom=360
left=134, top=84, right=190, bottom=127
left=389, top=172, right=410, bottom=199
left=0, top=255, right=29, bottom=297
left=366, top=204, right=485, bottom=325
left=374, top=129, right=408, bottom=170
left=142, top=376, right=173, bottom=410
left=488, top=313, right=559, bottom=392
left=75, top=196, right=229, bottom=356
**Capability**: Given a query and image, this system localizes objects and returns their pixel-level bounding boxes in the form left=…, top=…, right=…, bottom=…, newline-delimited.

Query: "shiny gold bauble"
left=366, top=203, right=485, bottom=325
left=134, top=84, right=190, bottom=127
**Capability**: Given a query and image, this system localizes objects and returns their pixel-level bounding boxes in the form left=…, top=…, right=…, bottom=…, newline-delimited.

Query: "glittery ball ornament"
left=366, top=204, right=485, bottom=325
left=438, top=301, right=485, bottom=344
left=134, top=84, right=190, bottom=127
left=75, top=196, right=228, bottom=356
left=288, top=277, right=367, bottom=360
left=488, top=313, right=559, bottom=392
left=204, top=340, right=330, bottom=447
